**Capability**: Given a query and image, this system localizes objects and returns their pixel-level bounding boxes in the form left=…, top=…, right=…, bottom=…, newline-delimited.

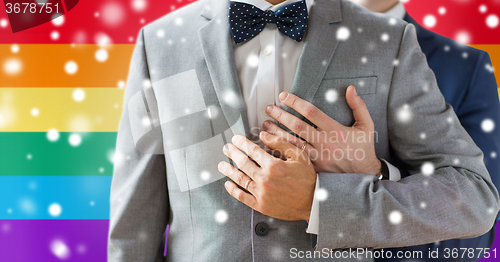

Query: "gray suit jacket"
left=108, top=0, right=500, bottom=261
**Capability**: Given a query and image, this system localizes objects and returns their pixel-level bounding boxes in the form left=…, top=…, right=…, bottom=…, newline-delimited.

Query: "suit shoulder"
left=433, top=33, right=486, bottom=59
left=406, top=16, right=489, bottom=70
left=338, top=0, right=409, bottom=47
left=340, top=0, right=407, bottom=30
left=142, top=0, right=207, bottom=36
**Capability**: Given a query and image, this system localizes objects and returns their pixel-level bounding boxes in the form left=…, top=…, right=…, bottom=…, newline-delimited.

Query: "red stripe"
left=0, top=0, right=498, bottom=44
left=404, top=0, right=500, bottom=44
left=0, top=0, right=193, bottom=44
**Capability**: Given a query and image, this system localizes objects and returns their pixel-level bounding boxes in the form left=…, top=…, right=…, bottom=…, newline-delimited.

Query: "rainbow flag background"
left=0, top=0, right=499, bottom=261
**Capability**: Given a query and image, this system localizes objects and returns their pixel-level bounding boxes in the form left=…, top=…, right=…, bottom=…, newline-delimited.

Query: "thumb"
left=346, top=85, right=374, bottom=131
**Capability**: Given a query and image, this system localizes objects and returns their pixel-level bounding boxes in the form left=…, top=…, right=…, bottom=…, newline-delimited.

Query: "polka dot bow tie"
left=229, top=0, right=309, bottom=44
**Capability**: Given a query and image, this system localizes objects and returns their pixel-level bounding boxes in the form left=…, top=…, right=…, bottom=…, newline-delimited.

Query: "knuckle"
left=249, top=145, right=259, bottom=155
left=290, top=96, right=297, bottom=106
left=304, top=105, right=317, bottom=118
left=274, top=129, right=285, bottom=138
left=293, top=120, right=305, bottom=131
left=275, top=110, right=282, bottom=120
left=270, top=124, right=279, bottom=134
left=237, top=138, right=246, bottom=147
left=237, top=157, right=249, bottom=169
left=358, top=99, right=367, bottom=108
left=234, top=190, right=244, bottom=201
left=236, top=173, right=244, bottom=184
left=273, top=135, right=283, bottom=144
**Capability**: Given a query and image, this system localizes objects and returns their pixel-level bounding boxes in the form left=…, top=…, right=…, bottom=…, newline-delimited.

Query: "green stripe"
left=0, top=132, right=117, bottom=176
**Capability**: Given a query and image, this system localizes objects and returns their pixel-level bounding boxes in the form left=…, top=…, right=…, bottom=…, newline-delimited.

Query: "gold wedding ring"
left=244, top=179, right=252, bottom=191
left=300, top=143, right=307, bottom=151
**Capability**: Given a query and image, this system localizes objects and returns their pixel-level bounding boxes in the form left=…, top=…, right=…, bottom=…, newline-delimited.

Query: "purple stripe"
left=480, top=225, right=500, bottom=261
left=1, top=219, right=500, bottom=260
left=0, top=220, right=108, bottom=262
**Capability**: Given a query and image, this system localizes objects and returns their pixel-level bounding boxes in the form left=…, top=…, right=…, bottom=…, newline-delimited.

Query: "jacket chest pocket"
left=153, top=70, right=230, bottom=192
left=312, top=76, right=377, bottom=126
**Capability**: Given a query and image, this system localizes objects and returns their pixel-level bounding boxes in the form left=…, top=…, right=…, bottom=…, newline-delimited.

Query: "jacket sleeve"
left=385, top=51, right=500, bottom=261
left=455, top=51, right=500, bottom=209
left=107, top=28, right=169, bottom=262
left=315, top=24, right=500, bottom=250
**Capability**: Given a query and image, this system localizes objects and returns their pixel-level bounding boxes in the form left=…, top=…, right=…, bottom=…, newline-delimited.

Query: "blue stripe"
left=0, top=176, right=111, bottom=219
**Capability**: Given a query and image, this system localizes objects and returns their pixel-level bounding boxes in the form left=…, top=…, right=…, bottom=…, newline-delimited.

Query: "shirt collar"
left=230, top=0, right=314, bottom=13
left=384, top=1, right=406, bottom=19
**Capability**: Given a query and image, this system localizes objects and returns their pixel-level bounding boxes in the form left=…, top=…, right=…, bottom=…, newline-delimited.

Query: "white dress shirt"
left=231, top=0, right=401, bottom=235
left=385, top=1, right=406, bottom=20
left=232, top=0, right=314, bottom=138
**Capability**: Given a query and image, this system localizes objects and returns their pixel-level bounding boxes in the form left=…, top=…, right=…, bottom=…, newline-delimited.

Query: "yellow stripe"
left=0, top=88, right=124, bottom=132
left=1, top=45, right=497, bottom=131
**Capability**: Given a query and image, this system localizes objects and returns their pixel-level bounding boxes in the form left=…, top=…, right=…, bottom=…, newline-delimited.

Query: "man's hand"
left=218, top=132, right=316, bottom=221
left=264, top=85, right=382, bottom=176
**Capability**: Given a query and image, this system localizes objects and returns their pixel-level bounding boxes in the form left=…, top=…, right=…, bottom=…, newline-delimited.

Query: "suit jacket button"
left=255, top=222, right=270, bottom=236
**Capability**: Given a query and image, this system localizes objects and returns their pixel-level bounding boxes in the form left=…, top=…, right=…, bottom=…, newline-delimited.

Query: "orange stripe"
left=471, top=45, right=500, bottom=89
left=0, top=44, right=133, bottom=87
left=1, top=44, right=498, bottom=88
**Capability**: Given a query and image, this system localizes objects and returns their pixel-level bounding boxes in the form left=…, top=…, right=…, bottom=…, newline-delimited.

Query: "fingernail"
left=218, top=161, right=225, bottom=170
left=279, top=92, right=288, bottom=101
left=223, top=144, right=229, bottom=152
left=351, top=86, right=358, bottom=96
left=266, top=105, right=274, bottom=114
left=225, top=181, right=231, bottom=189
left=261, top=131, right=270, bottom=137
left=263, top=121, right=271, bottom=129
left=232, top=135, right=242, bottom=144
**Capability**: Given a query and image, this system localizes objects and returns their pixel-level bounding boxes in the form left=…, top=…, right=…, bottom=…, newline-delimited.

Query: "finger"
left=224, top=181, right=258, bottom=208
left=278, top=92, right=343, bottom=131
left=263, top=120, right=303, bottom=146
left=345, top=86, right=374, bottom=131
left=231, top=135, right=272, bottom=166
left=265, top=105, right=318, bottom=144
left=218, top=161, right=257, bottom=194
left=260, top=131, right=306, bottom=162
left=223, top=143, right=259, bottom=179
left=263, top=120, right=314, bottom=155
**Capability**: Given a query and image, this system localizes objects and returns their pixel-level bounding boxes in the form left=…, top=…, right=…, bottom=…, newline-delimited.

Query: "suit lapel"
left=404, top=14, right=437, bottom=59
left=198, top=0, right=344, bottom=133
left=286, top=0, right=343, bottom=118
left=198, top=0, right=251, bottom=138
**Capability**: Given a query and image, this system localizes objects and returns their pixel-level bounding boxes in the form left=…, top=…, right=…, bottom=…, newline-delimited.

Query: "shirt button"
left=255, top=222, right=270, bottom=236
left=263, top=47, right=273, bottom=55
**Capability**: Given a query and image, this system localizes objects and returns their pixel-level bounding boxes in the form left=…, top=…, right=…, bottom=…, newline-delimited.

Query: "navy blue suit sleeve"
left=377, top=52, right=499, bottom=262
left=455, top=52, right=500, bottom=195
